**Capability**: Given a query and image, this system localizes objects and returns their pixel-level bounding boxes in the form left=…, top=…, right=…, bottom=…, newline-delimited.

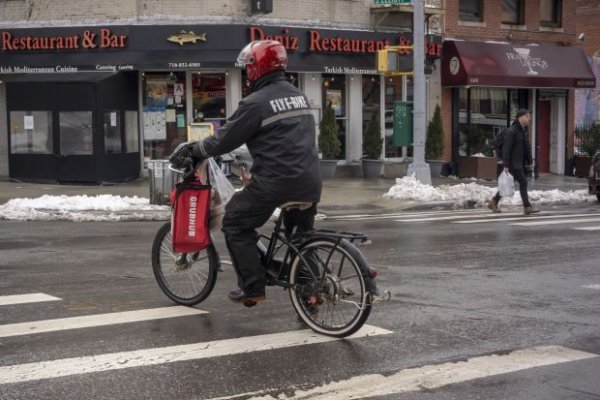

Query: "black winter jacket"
left=502, top=120, right=533, bottom=170
left=194, top=71, right=322, bottom=203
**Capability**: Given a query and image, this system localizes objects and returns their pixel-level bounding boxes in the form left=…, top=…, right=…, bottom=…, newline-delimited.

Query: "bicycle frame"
left=258, top=210, right=372, bottom=291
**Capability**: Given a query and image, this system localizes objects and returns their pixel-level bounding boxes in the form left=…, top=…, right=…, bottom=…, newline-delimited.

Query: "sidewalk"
left=0, top=173, right=591, bottom=217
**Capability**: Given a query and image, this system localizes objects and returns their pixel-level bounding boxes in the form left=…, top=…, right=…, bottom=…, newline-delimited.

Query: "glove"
left=169, top=141, right=201, bottom=170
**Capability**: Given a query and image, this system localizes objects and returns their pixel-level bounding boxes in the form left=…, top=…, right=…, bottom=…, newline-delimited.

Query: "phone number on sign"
left=168, top=62, right=201, bottom=68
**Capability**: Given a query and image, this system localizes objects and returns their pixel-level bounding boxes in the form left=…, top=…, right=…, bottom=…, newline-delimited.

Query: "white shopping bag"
left=194, top=158, right=235, bottom=230
left=498, top=171, right=515, bottom=197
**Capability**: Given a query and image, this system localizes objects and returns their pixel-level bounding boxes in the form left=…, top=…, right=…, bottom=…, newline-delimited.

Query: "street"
left=1, top=203, right=600, bottom=400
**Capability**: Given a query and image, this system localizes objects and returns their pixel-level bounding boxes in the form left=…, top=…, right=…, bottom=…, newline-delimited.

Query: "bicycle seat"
left=279, top=201, right=313, bottom=211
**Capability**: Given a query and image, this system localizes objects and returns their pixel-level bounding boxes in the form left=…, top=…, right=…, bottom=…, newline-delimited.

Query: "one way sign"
left=251, top=0, right=273, bottom=14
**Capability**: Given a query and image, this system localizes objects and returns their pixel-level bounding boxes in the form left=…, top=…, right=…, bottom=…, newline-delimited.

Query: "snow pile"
left=0, top=195, right=168, bottom=222
left=384, top=175, right=594, bottom=208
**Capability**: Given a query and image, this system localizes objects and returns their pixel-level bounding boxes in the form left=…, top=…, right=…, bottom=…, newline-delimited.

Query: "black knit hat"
left=516, top=108, right=531, bottom=119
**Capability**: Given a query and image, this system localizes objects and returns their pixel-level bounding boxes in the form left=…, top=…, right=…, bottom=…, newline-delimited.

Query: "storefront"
left=0, top=24, right=441, bottom=182
left=442, top=40, right=596, bottom=176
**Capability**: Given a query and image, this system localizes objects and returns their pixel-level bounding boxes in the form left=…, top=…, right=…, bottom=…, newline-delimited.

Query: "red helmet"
left=237, top=40, right=288, bottom=81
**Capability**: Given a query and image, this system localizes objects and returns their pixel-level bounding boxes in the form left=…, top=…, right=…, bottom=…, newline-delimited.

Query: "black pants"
left=493, top=168, right=531, bottom=207
left=221, top=179, right=316, bottom=294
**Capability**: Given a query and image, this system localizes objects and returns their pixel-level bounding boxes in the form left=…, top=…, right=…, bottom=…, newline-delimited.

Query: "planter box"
left=319, top=160, right=338, bottom=179
left=457, top=156, right=498, bottom=180
left=383, top=161, right=409, bottom=179
left=574, top=156, right=591, bottom=178
left=362, top=159, right=383, bottom=178
left=427, top=160, right=445, bottom=178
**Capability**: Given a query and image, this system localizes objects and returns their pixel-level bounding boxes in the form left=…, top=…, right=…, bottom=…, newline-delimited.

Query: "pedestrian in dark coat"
left=488, top=109, right=540, bottom=215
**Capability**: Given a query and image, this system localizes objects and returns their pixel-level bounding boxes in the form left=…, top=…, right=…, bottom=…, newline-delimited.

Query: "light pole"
left=406, top=0, right=431, bottom=185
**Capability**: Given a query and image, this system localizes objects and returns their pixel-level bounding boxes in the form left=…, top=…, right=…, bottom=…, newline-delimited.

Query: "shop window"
left=192, top=73, right=226, bottom=130
left=459, top=0, right=483, bottom=22
left=142, top=72, right=186, bottom=159
left=241, top=71, right=299, bottom=99
left=502, top=0, right=524, bottom=25
left=322, top=74, right=347, bottom=160
left=59, top=112, right=93, bottom=156
left=9, top=111, right=52, bottom=154
left=540, top=0, right=561, bottom=27
left=125, top=111, right=139, bottom=153
left=458, top=88, right=509, bottom=157
left=104, top=111, right=122, bottom=154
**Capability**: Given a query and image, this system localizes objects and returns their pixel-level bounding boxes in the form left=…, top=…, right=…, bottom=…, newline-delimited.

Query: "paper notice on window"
left=165, top=109, right=176, bottom=123
left=24, top=115, right=34, bottom=130
left=110, top=112, right=117, bottom=127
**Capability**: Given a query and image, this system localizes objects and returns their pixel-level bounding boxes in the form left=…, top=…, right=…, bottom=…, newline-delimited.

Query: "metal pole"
left=407, top=0, right=431, bottom=185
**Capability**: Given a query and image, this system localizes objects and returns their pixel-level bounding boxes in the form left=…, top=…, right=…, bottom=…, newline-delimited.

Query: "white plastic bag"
left=208, top=158, right=235, bottom=231
left=498, top=171, right=515, bottom=197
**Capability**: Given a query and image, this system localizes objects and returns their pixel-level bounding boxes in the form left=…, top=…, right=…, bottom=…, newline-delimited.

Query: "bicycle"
left=151, top=160, right=390, bottom=337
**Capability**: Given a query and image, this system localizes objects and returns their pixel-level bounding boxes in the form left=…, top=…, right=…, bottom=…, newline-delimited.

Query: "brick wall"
left=0, top=0, right=375, bottom=28
left=445, top=0, right=576, bottom=45
left=576, top=0, right=600, bottom=56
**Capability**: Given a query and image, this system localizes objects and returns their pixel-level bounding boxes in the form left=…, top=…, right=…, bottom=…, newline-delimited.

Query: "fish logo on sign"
left=167, top=31, right=207, bottom=46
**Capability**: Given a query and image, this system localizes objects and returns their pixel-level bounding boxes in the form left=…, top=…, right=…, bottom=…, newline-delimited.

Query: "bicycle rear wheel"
left=151, top=222, right=218, bottom=306
left=289, top=238, right=371, bottom=337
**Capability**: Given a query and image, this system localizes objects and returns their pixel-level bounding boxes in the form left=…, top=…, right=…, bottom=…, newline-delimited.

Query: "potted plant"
left=425, top=104, right=444, bottom=177
left=574, top=124, right=600, bottom=177
left=318, top=105, right=341, bottom=179
left=362, top=110, right=384, bottom=178
left=457, top=124, right=497, bottom=179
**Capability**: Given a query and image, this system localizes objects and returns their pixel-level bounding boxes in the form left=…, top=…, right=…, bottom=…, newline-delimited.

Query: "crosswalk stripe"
left=453, top=213, right=600, bottom=224
left=573, top=226, right=600, bottom=231
left=0, top=324, right=391, bottom=385
left=0, top=306, right=207, bottom=338
left=511, top=217, right=600, bottom=227
left=211, top=346, right=598, bottom=400
left=326, top=209, right=484, bottom=221
left=394, top=212, right=524, bottom=222
left=0, top=293, right=61, bottom=306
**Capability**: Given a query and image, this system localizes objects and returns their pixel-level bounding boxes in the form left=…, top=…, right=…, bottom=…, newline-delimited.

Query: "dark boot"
left=228, top=289, right=266, bottom=307
left=524, top=206, right=540, bottom=215
left=487, top=198, right=501, bottom=213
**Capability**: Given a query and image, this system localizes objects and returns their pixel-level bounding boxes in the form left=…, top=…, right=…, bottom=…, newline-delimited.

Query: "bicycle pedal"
left=243, top=300, right=257, bottom=308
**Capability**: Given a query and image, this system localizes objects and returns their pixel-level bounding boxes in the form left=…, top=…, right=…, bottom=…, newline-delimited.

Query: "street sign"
left=393, top=101, right=413, bottom=147
left=374, top=0, right=412, bottom=4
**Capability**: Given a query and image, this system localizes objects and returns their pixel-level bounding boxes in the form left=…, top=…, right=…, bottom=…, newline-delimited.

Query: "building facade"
left=0, top=0, right=443, bottom=183
left=442, top=0, right=594, bottom=177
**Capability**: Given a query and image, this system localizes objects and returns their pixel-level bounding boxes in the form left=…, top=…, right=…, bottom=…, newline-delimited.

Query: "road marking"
left=0, top=293, right=61, bottom=306
left=582, top=284, right=600, bottom=290
left=395, top=212, right=524, bottom=222
left=573, top=226, right=600, bottom=231
left=0, top=306, right=207, bottom=338
left=0, top=324, right=391, bottom=384
left=326, top=209, right=486, bottom=221
left=211, top=346, right=598, bottom=400
left=453, top=213, right=600, bottom=224
left=511, top=217, right=600, bottom=227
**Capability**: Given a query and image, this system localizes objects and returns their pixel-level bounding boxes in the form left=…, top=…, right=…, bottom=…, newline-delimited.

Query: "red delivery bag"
left=170, top=182, right=211, bottom=253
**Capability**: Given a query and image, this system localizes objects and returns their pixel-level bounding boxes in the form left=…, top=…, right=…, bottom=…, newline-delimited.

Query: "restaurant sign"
left=1, top=28, right=127, bottom=51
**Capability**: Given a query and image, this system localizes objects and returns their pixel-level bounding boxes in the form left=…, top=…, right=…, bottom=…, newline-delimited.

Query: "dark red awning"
left=442, top=40, right=596, bottom=89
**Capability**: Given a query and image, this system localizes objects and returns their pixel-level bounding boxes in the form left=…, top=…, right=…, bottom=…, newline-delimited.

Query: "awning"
left=442, top=40, right=596, bottom=89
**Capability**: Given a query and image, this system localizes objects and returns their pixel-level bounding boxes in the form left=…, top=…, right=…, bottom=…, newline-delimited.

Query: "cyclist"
left=171, top=40, right=322, bottom=306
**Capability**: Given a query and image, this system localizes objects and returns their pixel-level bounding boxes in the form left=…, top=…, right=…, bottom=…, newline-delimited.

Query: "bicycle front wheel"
left=289, top=238, right=371, bottom=337
left=151, top=222, right=218, bottom=306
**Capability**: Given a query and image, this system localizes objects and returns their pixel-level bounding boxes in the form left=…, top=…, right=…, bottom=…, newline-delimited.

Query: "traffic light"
left=377, top=46, right=414, bottom=75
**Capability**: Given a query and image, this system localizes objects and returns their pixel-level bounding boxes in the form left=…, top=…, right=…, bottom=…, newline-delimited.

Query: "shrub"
left=575, top=124, right=600, bottom=157
left=363, top=110, right=383, bottom=159
left=425, top=104, right=444, bottom=160
left=318, top=105, right=341, bottom=159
